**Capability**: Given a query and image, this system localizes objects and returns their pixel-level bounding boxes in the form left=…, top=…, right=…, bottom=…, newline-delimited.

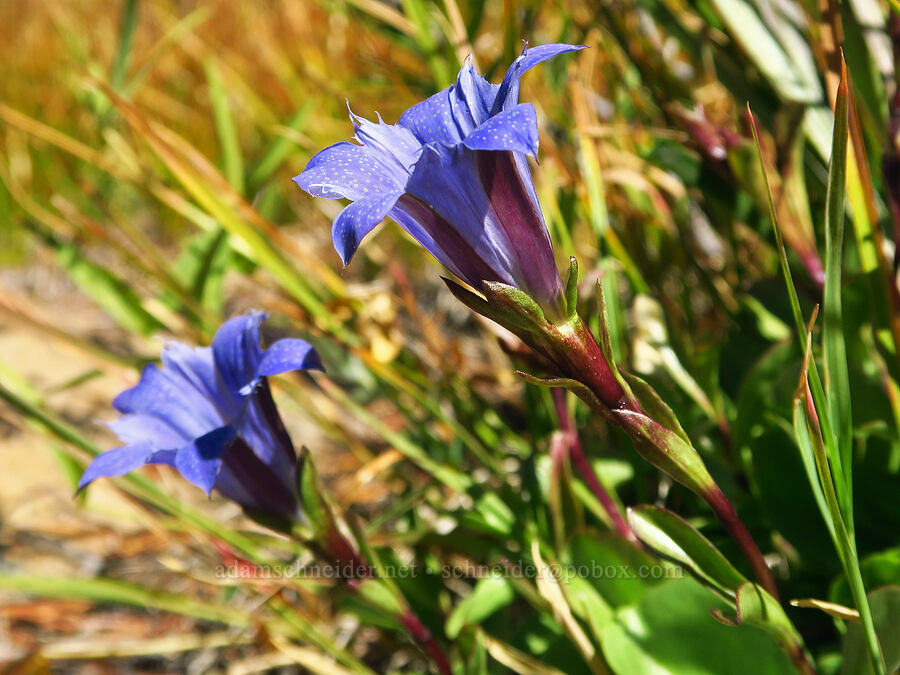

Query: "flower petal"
left=398, top=88, right=465, bottom=146
left=492, top=43, right=586, bottom=114
left=350, top=109, right=421, bottom=171
left=174, top=425, right=238, bottom=495
left=160, top=342, right=220, bottom=404
left=293, top=141, right=405, bottom=201
left=107, top=414, right=189, bottom=449
left=475, top=150, right=564, bottom=316
left=77, top=442, right=172, bottom=490
left=332, top=192, right=402, bottom=265
left=211, top=312, right=267, bottom=395
left=403, top=144, right=517, bottom=284
left=463, top=103, right=539, bottom=157
left=454, top=56, right=499, bottom=128
left=256, top=338, right=323, bottom=379
left=233, top=385, right=295, bottom=481
left=113, top=362, right=223, bottom=439
left=392, top=193, right=505, bottom=289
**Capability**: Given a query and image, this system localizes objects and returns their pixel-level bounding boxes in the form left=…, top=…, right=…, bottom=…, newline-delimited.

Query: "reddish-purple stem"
left=399, top=610, right=453, bottom=675
left=705, top=485, right=779, bottom=601
left=325, top=529, right=452, bottom=674
left=551, top=388, right=636, bottom=541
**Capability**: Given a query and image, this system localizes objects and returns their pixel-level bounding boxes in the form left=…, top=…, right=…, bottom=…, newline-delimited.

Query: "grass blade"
left=110, top=0, right=139, bottom=91
left=205, top=59, right=245, bottom=194
left=822, top=59, right=853, bottom=522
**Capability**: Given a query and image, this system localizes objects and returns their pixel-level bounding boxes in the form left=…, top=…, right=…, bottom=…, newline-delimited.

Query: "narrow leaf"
left=822, top=58, right=853, bottom=522
left=627, top=505, right=747, bottom=597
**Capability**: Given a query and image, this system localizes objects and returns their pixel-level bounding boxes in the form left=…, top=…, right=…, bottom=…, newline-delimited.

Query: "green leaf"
left=446, top=576, right=516, bottom=638
left=622, top=372, right=691, bottom=444
left=627, top=505, right=747, bottom=597
left=599, top=578, right=795, bottom=675
left=822, top=62, right=853, bottom=523
left=559, top=575, right=616, bottom=646
left=708, top=0, right=822, bottom=103
left=567, top=532, right=660, bottom=608
left=733, top=583, right=812, bottom=673
left=459, top=492, right=515, bottom=537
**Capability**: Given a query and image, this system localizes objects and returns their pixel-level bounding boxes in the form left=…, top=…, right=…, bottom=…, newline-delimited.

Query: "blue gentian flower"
left=294, top=43, right=585, bottom=320
left=79, top=313, right=322, bottom=523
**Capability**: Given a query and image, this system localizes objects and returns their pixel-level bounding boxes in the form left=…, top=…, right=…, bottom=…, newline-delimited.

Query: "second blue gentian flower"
left=294, top=43, right=585, bottom=320
left=79, top=313, right=321, bottom=525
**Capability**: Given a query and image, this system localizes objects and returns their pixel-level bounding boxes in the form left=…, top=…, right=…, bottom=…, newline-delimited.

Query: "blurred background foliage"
left=0, top=0, right=899, bottom=673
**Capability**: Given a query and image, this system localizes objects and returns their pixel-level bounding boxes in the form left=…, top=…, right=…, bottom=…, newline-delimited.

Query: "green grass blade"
left=747, top=106, right=846, bottom=499
left=400, top=0, right=453, bottom=86
left=110, top=0, right=139, bottom=91
left=823, top=62, right=853, bottom=523
left=747, top=107, right=806, bottom=343
left=0, top=575, right=251, bottom=626
left=55, top=239, right=166, bottom=337
left=205, top=59, right=245, bottom=194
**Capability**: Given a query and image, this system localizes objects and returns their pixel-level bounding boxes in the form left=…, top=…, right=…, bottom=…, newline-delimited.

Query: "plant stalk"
left=704, top=486, right=779, bottom=601
left=550, top=317, right=778, bottom=598
left=551, top=388, right=635, bottom=541
left=399, top=609, right=453, bottom=675
left=320, top=526, right=453, bottom=675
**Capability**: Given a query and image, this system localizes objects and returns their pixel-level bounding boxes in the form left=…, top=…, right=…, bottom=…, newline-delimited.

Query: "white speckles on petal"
left=462, top=103, right=539, bottom=157
left=293, top=141, right=405, bottom=201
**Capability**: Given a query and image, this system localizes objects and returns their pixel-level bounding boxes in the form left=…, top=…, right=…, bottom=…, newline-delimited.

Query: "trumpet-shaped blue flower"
left=79, top=313, right=322, bottom=523
left=294, top=43, right=585, bottom=320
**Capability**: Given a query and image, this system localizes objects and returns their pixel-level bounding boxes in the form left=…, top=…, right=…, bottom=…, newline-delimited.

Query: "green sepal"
left=442, top=277, right=540, bottom=334
left=482, top=281, right=547, bottom=328
left=442, top=277, right=497, bottom=320
left=515, top=370, right=616, bottom=425
left=355, top=577, right=407, bottom=618
left=296, top=446, right=328, bottom=536
left=594, top=284, right=634, bottom=399
left=296, top=447, right=354, bottom=549
left=239, top=506, right=296, bottom=536
left=623, top=372, right=691, bottom=444
left=565, top=256, right=579, bottom=321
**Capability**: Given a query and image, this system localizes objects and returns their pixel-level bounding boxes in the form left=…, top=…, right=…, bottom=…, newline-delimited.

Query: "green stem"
left=805, top=405, right=885, bottom=674
left=844, top=549, right=885, bottom=675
